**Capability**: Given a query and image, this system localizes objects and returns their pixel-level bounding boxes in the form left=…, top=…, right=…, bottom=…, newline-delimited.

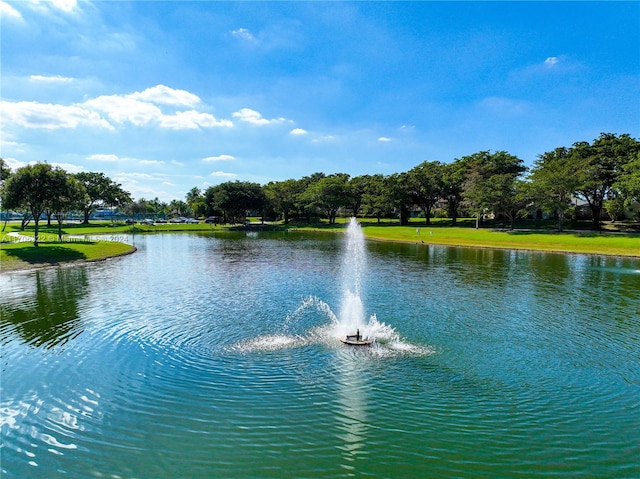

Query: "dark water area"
left=2, top=231, right=639, bottom=478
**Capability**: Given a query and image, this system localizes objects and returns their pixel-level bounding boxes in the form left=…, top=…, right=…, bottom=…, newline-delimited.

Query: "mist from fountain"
left=336, top=218, right=370, bottom=339
left=272, top=217, right=426, bottom=354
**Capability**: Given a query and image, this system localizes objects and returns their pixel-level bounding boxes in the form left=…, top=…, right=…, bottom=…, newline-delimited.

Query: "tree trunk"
left=33, top=219, right=40, bottom=246
left=21, top=214, right=31, bottom=230
left=423, top=206, right=432, bottom=225
left=400, top=206, right=409, bottom=226
left=590, top=204, right=602, bottom=231
left=57, top=215, right=64, bottom=242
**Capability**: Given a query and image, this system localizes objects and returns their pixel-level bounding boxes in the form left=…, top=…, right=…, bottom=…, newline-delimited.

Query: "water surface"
left=2, top=232, right=639, bottom=478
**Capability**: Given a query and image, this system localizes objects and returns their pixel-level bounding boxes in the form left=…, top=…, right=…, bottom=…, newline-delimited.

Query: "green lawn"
left=1, top=239, right=135, bottom=271
left=359, top=225, right=640, bottom=257
left=1, top=221, right=220, bottom=236
left=296, top=218, right=640, bottom=257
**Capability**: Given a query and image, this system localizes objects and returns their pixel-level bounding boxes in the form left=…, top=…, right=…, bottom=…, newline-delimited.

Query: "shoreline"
left=1, top=244, right=137, bottom=273
left=2, top=225, right=638, bottom=273
left=363, top=234, right=640, bottom=259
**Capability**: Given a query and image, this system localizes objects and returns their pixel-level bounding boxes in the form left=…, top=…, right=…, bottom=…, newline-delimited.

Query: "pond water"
left=1, top=229, right=639, bottom=478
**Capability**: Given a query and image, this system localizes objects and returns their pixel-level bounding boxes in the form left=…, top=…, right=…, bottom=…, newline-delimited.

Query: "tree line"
left=2, top=132, right=639, bottom=246
left=198, top=132, right=639, bottom=231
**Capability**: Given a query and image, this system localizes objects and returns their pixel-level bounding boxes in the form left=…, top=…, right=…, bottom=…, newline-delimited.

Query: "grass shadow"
left=2, top=244, right=88, bottom=265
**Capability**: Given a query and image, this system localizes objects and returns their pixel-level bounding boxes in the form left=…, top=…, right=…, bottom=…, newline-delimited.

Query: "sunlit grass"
left=359, top=225, right=640, bottom=257
left=296, top=221, right=640, bottom=257
left=1, top=240, right=135, bottom=271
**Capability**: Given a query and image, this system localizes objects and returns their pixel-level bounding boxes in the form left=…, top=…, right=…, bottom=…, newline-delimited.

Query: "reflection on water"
left=1, top=233, right=639, bottom=479
left=335, top=349, right=370, bottom=474
left=1, top=267, right=88, bottom=349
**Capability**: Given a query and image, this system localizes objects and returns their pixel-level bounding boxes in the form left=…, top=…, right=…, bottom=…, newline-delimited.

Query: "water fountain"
left=337, top=218, right=373, bottom=346
left=274, top=216, right=409, bottom=351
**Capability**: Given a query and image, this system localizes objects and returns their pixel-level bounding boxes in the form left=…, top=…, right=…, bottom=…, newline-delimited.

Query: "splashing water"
left=236, top=217, right=432, bottom=355
left=336, top=218, right=370, bottom=338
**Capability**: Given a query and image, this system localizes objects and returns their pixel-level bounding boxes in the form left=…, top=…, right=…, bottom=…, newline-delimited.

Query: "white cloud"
left=30, top=74, right=75, bottom=83
left=159, top=110, right=232, bottom=129
left=0, top=85, right=272, bottom=134
left=27, top=0, right=79, bottom=14
left=0, top=1, right=23, bottom=20
left=290, top=128, right=308, bottom=136
left=232, top=108, right=286, bottom=126
left=378, top=136, right=392, bottom=142
left=203, top=154, right=235, bottom=162
left=171, top=160, right=184, bottom=167
left=231, top=28, right=256, bottom=43
left=83, top=86, right=232, bottom=129
left=544, top=56, right=559, bottom=66
left=0, top=100, right=113, bottom=130
left=210, top=171, right=238, bottom=178
left=129, top=85, right=201, bottom=107
left=83, top=95, right=163, bottom=126
left=312, top=135, right=336, bottom=143
left=139, top=159, right=165, bottom=166
left=46, top=0, right=78, bottom=13
left=51, top=161, right=83, bottom=173
left=3, top=157, right=28, bottom=170
left=87, top=153, right=120, bottom=162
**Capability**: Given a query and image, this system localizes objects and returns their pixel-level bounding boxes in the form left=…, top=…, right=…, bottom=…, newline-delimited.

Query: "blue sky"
left=1, top=1, right=638, bottom=202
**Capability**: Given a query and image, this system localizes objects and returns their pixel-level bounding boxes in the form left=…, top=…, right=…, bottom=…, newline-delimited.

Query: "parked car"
left=185, top=218, right=199, bottom=224
left=169, top=217, right=187, bottom=223
left=125, top=219, right=136, bottom=224
left=140, top=219, right=154, bottom=225
left=155, top=218, right=167, bottom=223
left=204, top=216, right=219, bottom=224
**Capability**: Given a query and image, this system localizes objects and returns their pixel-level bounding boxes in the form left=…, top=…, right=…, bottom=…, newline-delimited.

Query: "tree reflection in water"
left=1, top=267, right=88, bottom=349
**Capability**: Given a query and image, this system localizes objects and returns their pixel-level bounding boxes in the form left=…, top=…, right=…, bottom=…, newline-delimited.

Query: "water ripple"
left=1, top=235, right=639, bottom=478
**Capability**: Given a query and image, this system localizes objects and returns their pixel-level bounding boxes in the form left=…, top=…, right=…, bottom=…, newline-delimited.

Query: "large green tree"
left=460, top=151, right=526, bottom=229
left=385, top=172, right=412, bottom=225
left=49, top=174, right=86, bottom=241
left=529, top=147, right=580, bottom=231
left=264, top=179, right=303, bottom=224
left=74, top=172, right=131, bottom=224
left=299, top=174, right=350, bottom=224
left=294, top=173, right=326, bottom=222
left=2, top=163, right=67, bottom=245
left=614, top=152, right=640, bottom=206
left=346, top=175, right=370, bottom=217
left=406, top=160, right=444, bottom=225
left=572, top=133, right=640, bottom=230
left=205, top=181, right=266, bottom=224
left=360, top=174, right=392, bottom=223
left=441, top=160, right=467, bottom=225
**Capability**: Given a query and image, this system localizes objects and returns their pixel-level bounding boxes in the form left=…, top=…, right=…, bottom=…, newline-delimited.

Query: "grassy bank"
left=1, top=218, right=638, bottom=272
left=295, top=218, right=640, bottom=257
left=1, top=239, right=136, bottom=272
left=358, top=225, right=640, bottom=257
